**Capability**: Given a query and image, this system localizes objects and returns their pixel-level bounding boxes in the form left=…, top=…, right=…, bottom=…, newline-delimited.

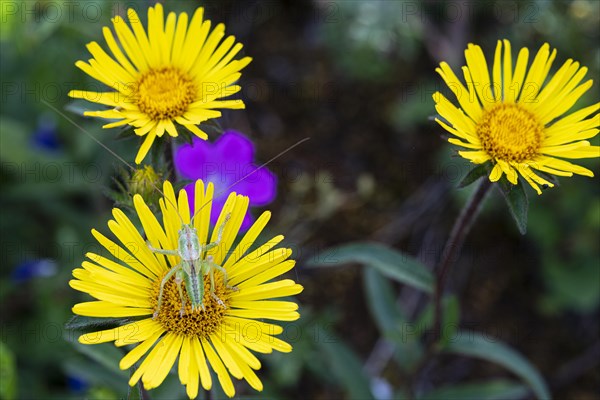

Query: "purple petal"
left=175, top=138, right=213, bottom=179
left=186, top=184, right=254, bottom=232
left=185, top=182, right=222, bottom=226
left=208, top=191, right=254, bottom=232
left=236, top=166, right=278, bottom=206
left=183, top=183, right=198, bottom=216
left=216, top=130, right=254, bottom=165
left=239, top=211, right=254, bottom=231
left=209, top=194, right=228, bottom=226
left=177, top=130, right=275, bottom=233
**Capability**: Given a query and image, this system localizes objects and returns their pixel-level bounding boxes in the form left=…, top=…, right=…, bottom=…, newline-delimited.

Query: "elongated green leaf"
left=444, top=331, right=550, bottom=400
left=310, top=242, right=434, bottom=293
left=64, top=328, right=127, bottom=377
left=363, top=268, right=423, bottom=371
left=0, top=341, right=17, bottom=400
left=363, top=268, right=404, bottom=334
left=412, top=295, right=460, bottom=345
left=63, top=359, right=126, bottom=392
left=534, top=170, right=560, bottom=188
left=417, top=379, right=528, bottom=400
left=69, top=341, right=127, bottom=377
left=458, top=164, right=491, bottom=189
left=317, top=332, right=375, bottom=400
left=498, top=179, right=528, bottom=234
left=65, top=315, right=132, bottom=334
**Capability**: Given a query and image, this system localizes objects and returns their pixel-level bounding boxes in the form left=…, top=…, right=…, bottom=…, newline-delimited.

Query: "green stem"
left=432, top=177, right=492, bottom=343
left=139, top=383, right=150, bottom=400
left=128, top=365, right=151, bottom=400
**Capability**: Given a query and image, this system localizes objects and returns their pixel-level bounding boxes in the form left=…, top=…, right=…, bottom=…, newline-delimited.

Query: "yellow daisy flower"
left=70, top=180, right=302, bottom=398
left=69, top=4, right=251, bottom=164
left=433, top=40, right=599, bottom=194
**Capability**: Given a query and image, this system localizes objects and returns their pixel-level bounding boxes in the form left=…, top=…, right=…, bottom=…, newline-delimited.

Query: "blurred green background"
left=1, top=0, right=598, bottom=399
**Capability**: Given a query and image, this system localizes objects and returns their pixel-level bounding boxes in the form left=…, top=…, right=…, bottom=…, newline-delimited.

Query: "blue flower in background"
left=12, top=259, right=57, bottom=283
left=175, top=130, right=277, bottom=230
left=67, top=374, right=89, bottom=394
left=31, top=115, right=60, bottom=152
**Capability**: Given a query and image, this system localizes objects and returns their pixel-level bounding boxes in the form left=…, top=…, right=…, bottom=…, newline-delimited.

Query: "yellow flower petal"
left=73, top=301, right=152, bottom=318
left=69, top=5, right=250, bottom=163
left=191, top=337, right=213, bottom=391
left=120, top=330, right=163, bottom=370
left=489, top=163, right=503, bottom=182
left=202, top=339, right=235, bottom=398
left=71, top=179, right=302, bottom=398
left=434, top=40, right=599, bottom=193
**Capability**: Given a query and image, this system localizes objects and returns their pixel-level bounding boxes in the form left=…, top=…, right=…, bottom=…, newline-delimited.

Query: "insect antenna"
left=41, top=99, right=185, bottom=226
left=188, top=137, right=311, bottom=225
left=42, top=99, right=310, bottom=228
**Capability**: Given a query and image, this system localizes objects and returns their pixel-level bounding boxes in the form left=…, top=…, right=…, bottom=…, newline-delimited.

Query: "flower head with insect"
left=70, top=179, right=303, bottom=398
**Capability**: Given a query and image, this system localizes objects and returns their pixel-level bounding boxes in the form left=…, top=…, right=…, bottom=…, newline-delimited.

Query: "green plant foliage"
left=497, top=178, right=529, bottom=234
left=319, top=2, right=422, bottom=81
left=458, top=164, right=491, bottom=189
left=0, top=341, right=17, bottom=400
left=317, top=331, right=375, bottom=400
left=530, top=193, right=600, bottom=314
left=414, top=295, right=460, bottom=346
left=363, top=268, right=406, bottom=334
left=417, top=379, right=528, bottom=400
left=362, top=268, right=424, bottom=371
left=69, top=341, right=128, bottom=378
left=310, top=242, right=434, bottom=293
left=65, top=316, right=133, bottom=335
left=443, top=332, right=550, bottom=400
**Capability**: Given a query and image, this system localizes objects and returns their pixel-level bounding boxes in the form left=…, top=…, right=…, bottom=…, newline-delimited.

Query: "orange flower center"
left=150, top=271, right=230, bottom=338
left=135, top=67, right=196, bottom=121
left=477, top=103, right=544, bottom=162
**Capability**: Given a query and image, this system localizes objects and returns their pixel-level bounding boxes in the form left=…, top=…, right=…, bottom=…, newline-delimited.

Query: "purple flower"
left=175, top=130, right=277, bottom=230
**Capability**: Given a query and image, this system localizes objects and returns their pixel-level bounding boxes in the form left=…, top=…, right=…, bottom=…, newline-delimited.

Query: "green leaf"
left=440, top=296, right=460, bottom=345
left=534, top=170, right=560, bottom=188
left=0, top=341, right=17, bottom=400
left=363, top=268, right=404, bottom=334
left=69, top=341, right=128, bottom=378
left=363, top=268, right=424, bottom=372
left=309, top=242, right=434, bottom=293
left=444, top=331, right=550, bottom=400
left=65, top=315, right=132, bottom=334
left=202, top=118, right=225, bottom=136
left=317, top=332, right=375, bottom=400
left=63, top=359, right=125, bottom=392
left=498, top=178, right=528, bottom=235
left=413, top=295, right=460, bottom=345
left=178, top=128, right=195, bottom=145
left=417, top=379, right=528, bottom=400
left=458, top=164, right=491, bottom=189
left=114, top=127, right=137, bottom=140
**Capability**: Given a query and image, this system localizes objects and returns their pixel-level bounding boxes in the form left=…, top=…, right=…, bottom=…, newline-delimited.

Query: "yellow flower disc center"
left=477, top=103, right=544, bottom=162
left=150, top=271, right=230, bottom=338
left=135, top=67, right=196, bottom=120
